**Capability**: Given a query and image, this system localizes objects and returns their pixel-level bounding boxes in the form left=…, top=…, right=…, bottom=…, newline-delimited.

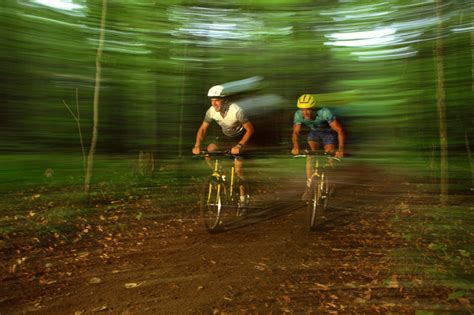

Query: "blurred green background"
left=1, top=0, right=472, bottom=194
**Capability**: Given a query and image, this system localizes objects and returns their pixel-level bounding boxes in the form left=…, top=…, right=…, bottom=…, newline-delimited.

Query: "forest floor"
left=1, top=162, right=473, bottom=314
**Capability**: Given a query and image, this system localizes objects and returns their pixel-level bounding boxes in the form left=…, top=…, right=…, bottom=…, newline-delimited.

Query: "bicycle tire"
left=307, top=172, right=329, bottom=230
left=322, top=172, right=330, bottom=211
left=200, top=176, right=227, bottom=232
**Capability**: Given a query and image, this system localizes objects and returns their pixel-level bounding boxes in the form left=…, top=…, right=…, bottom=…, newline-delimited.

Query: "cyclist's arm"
left=292, top=124, right=302, bottom=154
left=193, top=121, right=210, bottom=153
left=329, top=119, right=345, bottom=157
left=231, top=121, right=254, bottom=155
left=238, top=121, right=254, bottom=146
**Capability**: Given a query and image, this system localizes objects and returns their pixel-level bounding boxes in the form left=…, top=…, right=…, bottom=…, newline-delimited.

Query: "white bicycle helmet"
left=207, top=85, right=226, bottom=98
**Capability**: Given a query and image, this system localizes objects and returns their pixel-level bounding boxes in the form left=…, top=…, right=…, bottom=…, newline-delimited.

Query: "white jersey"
left=204, top=103, right=249, bottom=137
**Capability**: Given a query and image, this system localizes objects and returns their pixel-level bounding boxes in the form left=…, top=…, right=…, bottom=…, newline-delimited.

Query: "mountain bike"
left=198, top=151, right=250, bottom=233
left=294, top=150, right=340, bottom=231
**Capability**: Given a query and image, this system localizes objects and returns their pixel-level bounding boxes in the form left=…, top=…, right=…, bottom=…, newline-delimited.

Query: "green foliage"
left=0, top=1, right=472, bottom=202
left=447, top=290, right=465, bottom=300
left=1, top=0, right=470, bottom=158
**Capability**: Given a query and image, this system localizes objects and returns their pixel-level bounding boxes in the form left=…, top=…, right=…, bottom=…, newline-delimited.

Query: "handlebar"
left=194, top=150, right=240, bottom=158
left=293, top=150, right=341, bottom=161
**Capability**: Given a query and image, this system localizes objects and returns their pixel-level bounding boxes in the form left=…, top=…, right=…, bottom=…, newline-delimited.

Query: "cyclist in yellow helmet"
left=292, top=94, right=345, bottom=199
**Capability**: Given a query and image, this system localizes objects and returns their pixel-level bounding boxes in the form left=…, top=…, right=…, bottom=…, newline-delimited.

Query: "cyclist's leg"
left=322, top=132, right=338, bottom=198
left=301, top=137, right=319, bottom=200
left=203, top=143, right=219, bottom=169
left=205, top=134, right=232, bottom=167
left=307, top=140, right=319, bottom=181
left=203, top=130, right=221, bottom=167
left=321, top=130, right=338, bottom=166
left=223, top=132, right=248, bottom=204
left=307, top=130, right=321, bottom=186
left=234, top=157, right=247, bottom=200
left=323, top=143, right=336, bottom=167
left=206, top=143, right=218, bottom=152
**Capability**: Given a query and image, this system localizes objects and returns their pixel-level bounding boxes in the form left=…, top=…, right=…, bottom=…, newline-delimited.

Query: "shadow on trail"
left=306, top=205, right=359, bottom=233
left=217, top=199, right=304, bottom=232
left=205, top=164, right=400, bottom=234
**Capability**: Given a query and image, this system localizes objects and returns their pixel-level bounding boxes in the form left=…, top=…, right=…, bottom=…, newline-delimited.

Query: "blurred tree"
left=434, top=0, right=448, bottom=204
left=0, top=0, right=473, bottom=192
left=85, top=0, right=107, bottom=194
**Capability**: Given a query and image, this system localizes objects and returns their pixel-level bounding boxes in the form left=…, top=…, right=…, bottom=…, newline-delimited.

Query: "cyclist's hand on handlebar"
left=291, top=147, right=299, bottom=155
left=192, top=146, right=200, bottom=155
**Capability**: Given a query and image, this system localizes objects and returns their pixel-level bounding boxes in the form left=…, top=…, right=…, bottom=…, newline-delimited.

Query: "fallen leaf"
left=457, top=297, right=471, bottom=308
left=77, top=252, right=90, bottom=258
left=311, top=283, right=330, bottom=291
left=386, top=276, right=399, bottom=288
left=125, top=282, right=144, bottom=289
left=89, top=277, right=102, bottom=284
left=94, top=305, right=108, bottom=312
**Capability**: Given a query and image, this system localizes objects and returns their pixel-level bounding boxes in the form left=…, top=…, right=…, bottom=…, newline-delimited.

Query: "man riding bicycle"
left=291, top=94, right=345, bottom=200
left=192, top=85, right=255, bottom=207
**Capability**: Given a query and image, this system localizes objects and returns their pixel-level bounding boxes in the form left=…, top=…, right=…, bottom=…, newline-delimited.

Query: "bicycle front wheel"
left=307, top=173, right=329, bottom=230
left=200, top=176, right=227, bottom=232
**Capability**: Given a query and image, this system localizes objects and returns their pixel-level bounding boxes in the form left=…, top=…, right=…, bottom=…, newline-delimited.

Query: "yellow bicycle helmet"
left=297, top=94, right=316, bottom=108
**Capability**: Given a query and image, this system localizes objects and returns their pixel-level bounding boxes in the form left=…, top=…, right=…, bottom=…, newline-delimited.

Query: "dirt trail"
left=0, top=166, right=470, bottom=314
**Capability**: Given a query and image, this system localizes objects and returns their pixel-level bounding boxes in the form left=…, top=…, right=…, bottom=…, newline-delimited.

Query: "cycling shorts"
left=208, top=133, right=255, bottom=159
left=307, top=129, right=337, bottom=145
left=210, top=133, right=243, bottom=150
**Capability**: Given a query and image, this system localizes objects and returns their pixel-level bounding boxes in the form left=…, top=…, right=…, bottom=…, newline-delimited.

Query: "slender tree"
left=84, top=0, right=107, bottom=194
left=470, top=21, right=474, bottom=188
left=434, top=0, right=448, bottom=204
left=63, top=89, right=86, bottom=173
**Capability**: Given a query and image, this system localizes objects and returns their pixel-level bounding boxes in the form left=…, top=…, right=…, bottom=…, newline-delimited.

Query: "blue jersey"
left=293, top=108, right=335, bottom=131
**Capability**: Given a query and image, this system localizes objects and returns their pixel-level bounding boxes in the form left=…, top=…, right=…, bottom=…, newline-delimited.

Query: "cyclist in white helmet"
left=292, top=94, right=345, bottom=200
left=193, top=85, right=255, bottom=205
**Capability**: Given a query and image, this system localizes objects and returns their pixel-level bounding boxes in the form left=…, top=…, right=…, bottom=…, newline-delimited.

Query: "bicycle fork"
left=310, top=159, right=327, bottom=201
left=208, top=159, right=223, bottom=206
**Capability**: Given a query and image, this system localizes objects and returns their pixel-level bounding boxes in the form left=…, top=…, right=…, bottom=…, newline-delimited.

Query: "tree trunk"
left=138, top=151, right=155, bottom=177
left=178, top=36, right=188, bottom=158
left=466, top=132, right=474, bottom=190
left=471, top=20, right=474, bottom=189
left=434, top=0, right=448, bottom=205
left=84, top=0, right=107, bottom=194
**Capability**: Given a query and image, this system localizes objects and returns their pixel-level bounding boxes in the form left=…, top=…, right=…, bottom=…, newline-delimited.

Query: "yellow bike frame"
left=208, top=158, right=236, bottom=203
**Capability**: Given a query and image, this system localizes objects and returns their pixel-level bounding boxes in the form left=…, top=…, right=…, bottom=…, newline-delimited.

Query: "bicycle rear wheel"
left=307, top=173, right=329, bottom=230
left=200, top=176, right=227, bottom=232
